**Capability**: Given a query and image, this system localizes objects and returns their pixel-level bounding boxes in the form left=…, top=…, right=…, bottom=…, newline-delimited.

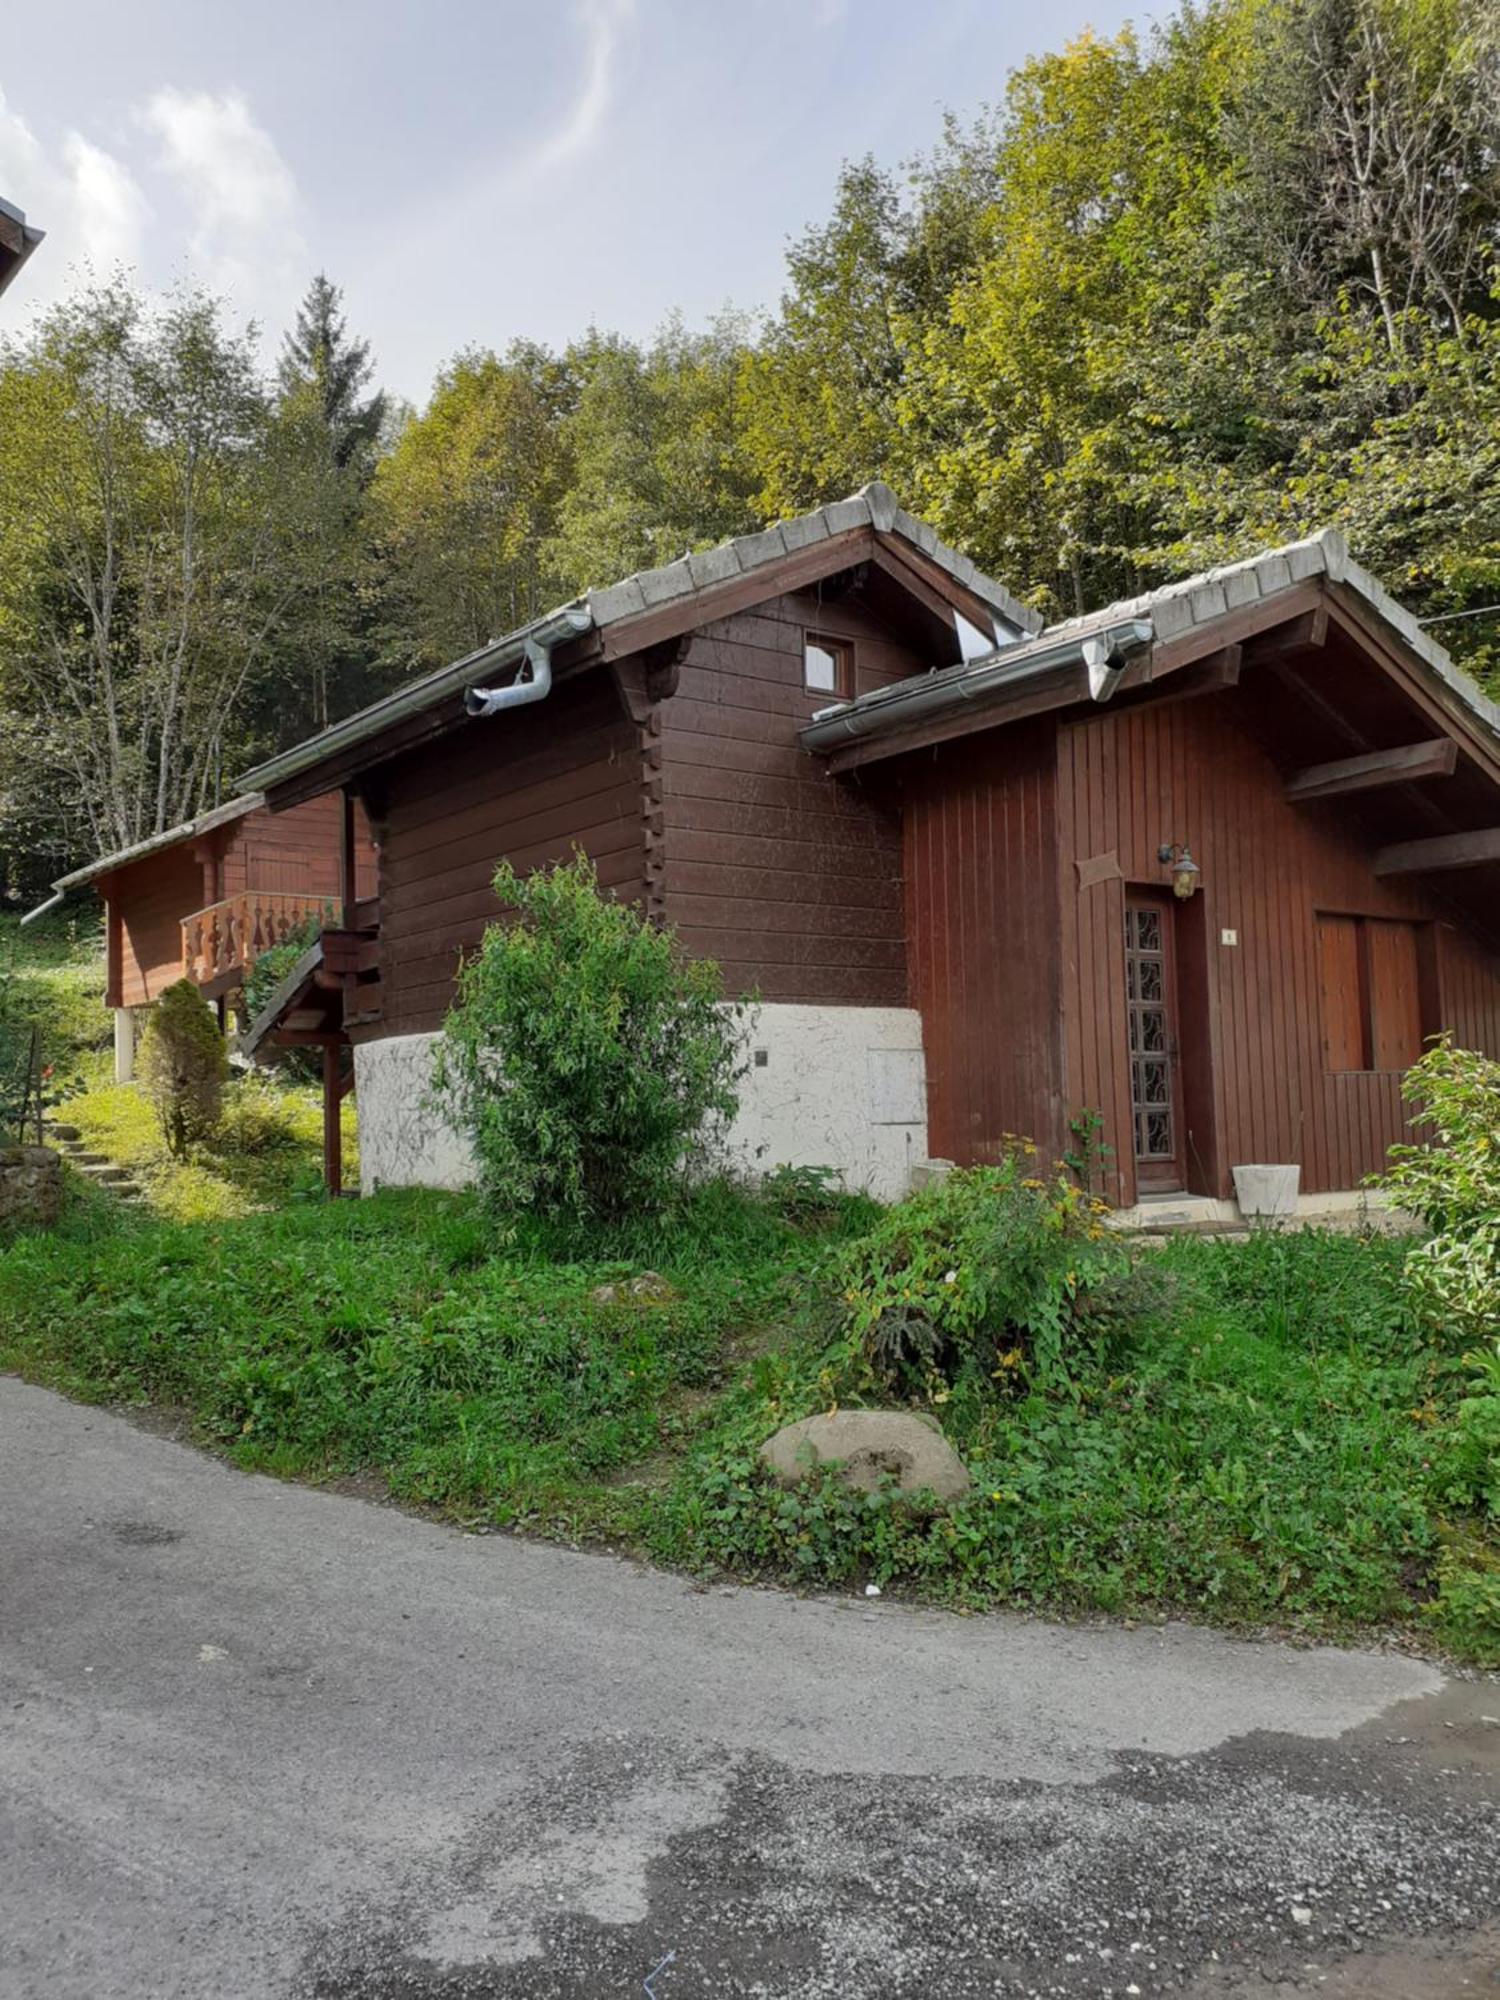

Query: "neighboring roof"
left=239, top=483, right=1043, bottom=799
left=0, top=196, right=45, bottom=300
left=52, top=793, right=263, bottom=895
left=802, top=528, right=1500, bottom=758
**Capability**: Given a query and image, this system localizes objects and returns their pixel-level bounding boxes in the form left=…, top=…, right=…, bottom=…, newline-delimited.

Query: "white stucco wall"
left=721, top=1004, right=927, bottom=1202
left=354, top=1034, right=477, bottom=1194
left=352, top=1005, right=928, bottom=1202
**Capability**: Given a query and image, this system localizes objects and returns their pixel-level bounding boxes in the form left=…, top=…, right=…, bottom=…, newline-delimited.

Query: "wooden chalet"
left=48, top=790, right=376, bottom=1081
left=239, top=486, right=1500, bottom=1212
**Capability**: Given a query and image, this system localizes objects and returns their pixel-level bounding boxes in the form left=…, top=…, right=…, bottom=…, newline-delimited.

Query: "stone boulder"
left=759, top=1409, right=971, bottom=1502
left=0, top=1145, right=64, bottom=1230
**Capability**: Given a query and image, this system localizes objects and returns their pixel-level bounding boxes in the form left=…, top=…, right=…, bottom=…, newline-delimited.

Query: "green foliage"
left=277, top=272, right=388, bottom=474
left=1, top=1174, right=1496, bottom=1659
left=0, top=910, right=109, bottom=1134
left=367, top=343, right=576, bottom=672
left=836, top=1156, right=1134, bottom=1393
left=64, top=1069, right=357, bottom=1220
left=437, top=854, right=744, bottom=1225
left=661, top=1224, right=1446, bottom=1638
left=135, top=980, right=230, bottom=1158
left=547, top=317, right=761, bottom=591
left=1427, top=1536, right=1500, bottom=1665
left=758, top=1163, right=858, bottom=1229
left=1382, top=1038, right=1500, bottom=1344
left=240, top=918, right=323, bottom=1084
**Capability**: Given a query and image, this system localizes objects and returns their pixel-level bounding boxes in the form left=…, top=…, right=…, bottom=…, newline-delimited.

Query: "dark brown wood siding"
left=373, top=676, right=643, bottom=1037
left=223, top=793, right=376, bottom=901
left=901, top=720, right=1067, bottom=1167
left=110, top=846, right=205, bottom=1009
left=658, top=586, right=920, bottom=1003
left=1057, top=695, right=1500, bottom=1203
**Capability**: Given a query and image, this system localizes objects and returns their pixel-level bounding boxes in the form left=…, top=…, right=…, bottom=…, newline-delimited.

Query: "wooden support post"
left=340, top=788, right=357, bottom=927
left=322, top=1042, right=343, bottom=1198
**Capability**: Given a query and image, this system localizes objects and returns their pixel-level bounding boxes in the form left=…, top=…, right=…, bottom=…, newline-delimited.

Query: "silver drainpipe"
left=19, top=889, right=65, bottom=926
left=465, top=605, right=594, bottom=717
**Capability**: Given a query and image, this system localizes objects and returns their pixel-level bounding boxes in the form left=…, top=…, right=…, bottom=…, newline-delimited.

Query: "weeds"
left=0, top=1178, right=1493, bottom=1661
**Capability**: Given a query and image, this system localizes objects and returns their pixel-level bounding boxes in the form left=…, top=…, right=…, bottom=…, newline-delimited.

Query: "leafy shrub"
left=436, top=853, right=744, bottom=1224
left=836, top=1153, right=1139, bottom=1394
left=1427, top=1536, right=1500, bottom=1666
left=136, top=979, right=229, bottom=1156
left=1382, top=1038, right=1500, bottom=1345
left=759, top=1163, right=851, bottom=1228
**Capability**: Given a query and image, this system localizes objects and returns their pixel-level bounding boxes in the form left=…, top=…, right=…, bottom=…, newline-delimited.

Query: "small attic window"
left=804, top=633, right=852, bottom=695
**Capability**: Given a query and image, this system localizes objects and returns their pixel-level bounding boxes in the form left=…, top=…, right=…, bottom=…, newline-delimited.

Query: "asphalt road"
left=1, top=1375, right=1497, bottom=2000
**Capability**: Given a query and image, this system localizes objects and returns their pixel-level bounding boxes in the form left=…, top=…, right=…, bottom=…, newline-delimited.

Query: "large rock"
left=0, top=1145, right=64, bottom=1230
left=759, top=1409, right=971, bottom=1502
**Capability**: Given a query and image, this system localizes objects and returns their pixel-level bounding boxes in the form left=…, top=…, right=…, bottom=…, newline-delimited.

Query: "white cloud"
left=136, top=86, right=305, bottom=324
left=138, top=87, right=296, bottom=234
left=503, top=0, right=635, bottom=189
left=0, top=89, right=148, bottom=308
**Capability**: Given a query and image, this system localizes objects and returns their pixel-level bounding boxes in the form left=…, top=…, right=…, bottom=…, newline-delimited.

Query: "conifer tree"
left=278, top=273, right=388, bottom=471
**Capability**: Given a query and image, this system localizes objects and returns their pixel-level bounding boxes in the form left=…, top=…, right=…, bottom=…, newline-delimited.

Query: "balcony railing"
left=182, top=889, right=341, bottom=992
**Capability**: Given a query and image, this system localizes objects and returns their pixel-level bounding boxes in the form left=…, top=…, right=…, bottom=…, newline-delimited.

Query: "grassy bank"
left=1, top=1182, right=1494, bottom=1662
left=62, top=1073, right=358, bottom=1221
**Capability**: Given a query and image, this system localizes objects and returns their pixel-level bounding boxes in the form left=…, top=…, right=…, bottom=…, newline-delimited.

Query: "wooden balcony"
left=182, top=889, right=341, bottom=996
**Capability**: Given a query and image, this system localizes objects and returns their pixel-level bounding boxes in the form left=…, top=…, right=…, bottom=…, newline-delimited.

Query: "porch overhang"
left=800, top=530, right=1500, bottom=798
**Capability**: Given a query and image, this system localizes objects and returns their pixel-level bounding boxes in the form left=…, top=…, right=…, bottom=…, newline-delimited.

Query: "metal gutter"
left=240, top=603, right=595, bottom=795
left=46, top=793, right=264, bottom=896
left=802, top=618, right=1156, bottom=752
left=18, top=890, right=65, bottom=927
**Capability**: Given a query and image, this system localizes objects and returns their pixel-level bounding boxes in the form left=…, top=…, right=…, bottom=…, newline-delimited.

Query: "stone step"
left=67, top=1150, right=109, bottom=1167
left=76, top=1163, right=133, bottom=1184
left=45, top=1122, right=81, bottom=1143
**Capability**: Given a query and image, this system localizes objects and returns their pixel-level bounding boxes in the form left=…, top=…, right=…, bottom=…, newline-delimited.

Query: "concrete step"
left=67, top=1150, right=109, bottom=1167
left=77, top=1163, right=133, bottom=1184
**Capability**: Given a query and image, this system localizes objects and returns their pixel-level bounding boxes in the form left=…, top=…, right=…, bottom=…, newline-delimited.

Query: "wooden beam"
left=1287, top=737, right=1458, bottom=803
left=1241, top=604, right=1328, bottom=666
left=1139, top=644, right=1242, bottom=704
left=1374, top=826, right=1500, bottom=876
left=322, top=1041, right=343, bottom=1197
left=598, top=527, right=875, bottom=662
left=340, top=788, right=358, bottom=922
left=1325, top=587, right=1500, bottom=793
left=872, top=533, right=1010, bottom=645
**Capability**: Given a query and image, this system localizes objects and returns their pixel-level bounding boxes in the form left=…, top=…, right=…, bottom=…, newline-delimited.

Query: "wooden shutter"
left=1367, top=920, right=1424, bottom=1072
left=1317, top=915, right=1366, bottom=1071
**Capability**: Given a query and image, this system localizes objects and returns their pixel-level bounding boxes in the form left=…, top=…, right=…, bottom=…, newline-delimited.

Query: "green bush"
left=1382, top=1037, right=1500, bottom=1345
left=136, top=979, right=230, bottom=1157
left=436, top=853, right=744, bottom=1224
left=836, top=1153, right=1138, bottom=1394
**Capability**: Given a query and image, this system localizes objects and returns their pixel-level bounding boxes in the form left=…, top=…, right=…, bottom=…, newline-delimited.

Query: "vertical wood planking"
left=1055, top=693, right=1500, bottom=1195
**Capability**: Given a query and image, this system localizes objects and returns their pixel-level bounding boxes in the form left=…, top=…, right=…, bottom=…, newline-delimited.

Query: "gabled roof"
left=239, top=484, right=1041, bottom=801
left=51, top=793, right=263, bottom=895
left=801, top=529, right=1500, bottom=764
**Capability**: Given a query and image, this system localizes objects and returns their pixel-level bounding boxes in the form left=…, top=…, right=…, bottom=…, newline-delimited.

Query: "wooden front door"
left=1124, top=894, right=1181, bottom=1191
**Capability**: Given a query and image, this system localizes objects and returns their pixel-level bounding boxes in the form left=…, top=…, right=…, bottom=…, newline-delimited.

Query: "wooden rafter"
left=1286, top=737, right=1459, bottom=803
left=1374, top=826, right=1500, bottom=875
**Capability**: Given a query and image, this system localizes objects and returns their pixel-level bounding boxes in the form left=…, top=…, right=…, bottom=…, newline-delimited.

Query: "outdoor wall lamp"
left=1158, top=841, right=1202, bottom=899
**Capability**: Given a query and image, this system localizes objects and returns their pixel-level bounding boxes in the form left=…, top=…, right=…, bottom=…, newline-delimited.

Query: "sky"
left=1, top=0, right=1159, bottom=406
